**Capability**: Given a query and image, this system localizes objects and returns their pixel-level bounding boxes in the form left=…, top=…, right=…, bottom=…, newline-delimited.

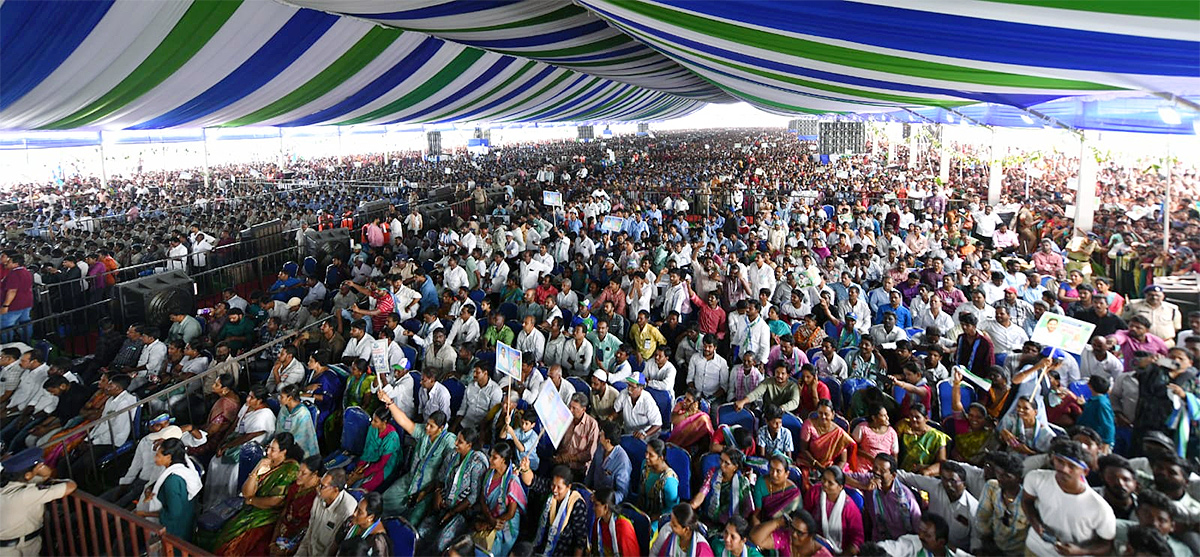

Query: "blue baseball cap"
left=1041, top=346, right=1069, bottom=360
left=845, top=312, right=858, bottom=321
left=624, top=372, right=647, bottom=386
left=0, top=448, right=43, bottom=475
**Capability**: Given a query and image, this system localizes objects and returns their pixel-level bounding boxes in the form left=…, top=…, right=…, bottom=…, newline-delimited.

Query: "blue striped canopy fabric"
left=0, top=0, right=1196, bottom=131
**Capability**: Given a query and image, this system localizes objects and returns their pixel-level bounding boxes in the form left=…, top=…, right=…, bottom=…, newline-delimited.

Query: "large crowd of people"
left=1, top=127, right=1199, bottom=557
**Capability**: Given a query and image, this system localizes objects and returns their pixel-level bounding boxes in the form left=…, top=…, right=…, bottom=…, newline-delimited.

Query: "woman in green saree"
left=211, top=433, right=305, bottom=555
left=641, top=439, right=680, bottom=524
left=897, top=403, right=950, bottom=475
left=420, top=428, right=490, bottom=554
left=377, top=389, right=456, bottom=523
left=749, top=454, right=801, bottom=527
left=347, top=406, right=401, bottom=491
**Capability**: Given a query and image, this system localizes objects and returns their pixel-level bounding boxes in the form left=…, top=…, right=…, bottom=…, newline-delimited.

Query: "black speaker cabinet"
left=303, top=228, right=351, bottom=270
left=427, top=131, right=442, bottom=154
left=113, top=270, right=195, bottom=330
left=577, top=126, right=594, bottom=140
left=819, top=121, right=866, bottom=155
left=240, top=219, right=285, bottom=259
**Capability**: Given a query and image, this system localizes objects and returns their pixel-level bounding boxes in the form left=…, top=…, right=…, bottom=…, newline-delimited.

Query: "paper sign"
left=601, top=216, right=626, bottom=233
left=836, top=171, right=849, bottom=179
left=1030, top=313, right=1095, bottom=354
left=543, top=191, right=562, bottom=206
left=534, top=380, right=572, bottom=448
left=496, top=341, right=522, bottom=380
left=796, top=266, right=823, bottom=289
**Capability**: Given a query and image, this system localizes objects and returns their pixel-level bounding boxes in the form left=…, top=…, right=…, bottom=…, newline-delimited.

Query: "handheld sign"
left=533, top=381, right=573, bottom=448
left=600, top=215, right=626, bottom=233
left=496, top=341, right=523, bottom=380
left=543, top=191, right=563, bottom=207
left=1030, top=313, right=1095, bottom=354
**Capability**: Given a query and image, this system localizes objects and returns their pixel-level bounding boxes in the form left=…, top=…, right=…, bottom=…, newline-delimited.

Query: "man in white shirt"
left=166, top=237, right=188, bottom=271
left=687, top=335, right=729, bottom=401
left=486, top=252, right=509, bottom=292
left=1079, top=336, right=1123, bottom=382
left=869, top=312, right=909, bottom=347
left=64, top=374, right=138, bottom=492
left=898, top=463, right=979, bottom=550
left=341, top=320, right=375, bottom=365
left=129, top=326, right=168, bottom=392
left=738, top=301, right=771, bottom=365
left=267, top=345, right=306, bottom=393
left=515, top=315, right=546, bottom=364
left=382, top=364, right=416, bottom=420
left=812, top=338, right=849, bottom=380
left=643, top=348, right=677, bottom=399
left=297, top=469, right=359, bottom=556
left=543, top=321, right=569, bottom=369
left=613, top=373, right=662, bottom=439
left=954, top=290, right=996, bottom=328
left=982, top=306, right=1029, bottom=357
left=442, top=255, right=470, bottom=293
left=561, top=324, right=595, bottom=378
left=915, top=297, right=955, bottom=334
left=455, top=364, right=502, bottom=430
left=417, top=374, right=452, bottom=421
left=446, top=305, right=481, bottom=350
left=518, top=250, right=552, bottom=291
left=1021, top=442, right=1117, bottom=556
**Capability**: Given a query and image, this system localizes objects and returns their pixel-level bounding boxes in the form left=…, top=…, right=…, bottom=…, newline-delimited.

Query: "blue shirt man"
left=585, top=422, right=631, bottom=504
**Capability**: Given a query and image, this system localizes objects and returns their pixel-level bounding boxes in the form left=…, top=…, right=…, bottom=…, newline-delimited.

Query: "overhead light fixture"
left=1159, top=106, right=1182, bottom=125
left=946, top=114, right=955, bottom=123
left=1193, top=119, right=1200, bottom=135
left=1020, top=114, right=1034, bottom=125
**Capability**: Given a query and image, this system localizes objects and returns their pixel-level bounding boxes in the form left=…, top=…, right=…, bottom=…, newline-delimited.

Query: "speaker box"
left=303, top=228, right=351, bottom=270
left=427, top=131, right=442, bottom=154
left=240, top=219, right=285, bottom=259
left=428, top=185, right=457, bottom=204
left=637, top=123, right=649, bottom=134
left=577, top=126, right=594, bottom=140
left=819, top=121, right=866, bottom=155
left=113, top=270, right=195, bottom=331
left=358, top=200, right=390, bottom=223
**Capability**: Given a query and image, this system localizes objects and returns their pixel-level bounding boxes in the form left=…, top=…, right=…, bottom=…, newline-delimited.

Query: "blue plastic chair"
left=347, top=488, right=367, bottom=501
left=936, top=380, right=975, bottom=419
left=619, top=503, right=652, bottom=555
left=716, top=403, right=758, bottom=435
left=324, top=406, right=371, bottom=469
left=892, top=384, right=908, bottom=405
left=700, top=453, right=721, bottom=482
left=647, top=387, right=673, bottom=433
left=237, top=441, right=265, bottom=495
left=620, top=435, right=648, bottom=495
left=823, top=321, right=839, bottom=338
left=1068, top=381, right=1092, bottom=400
left=806, top=348, right=822, bottom=362
left=468, top=289, right=486, bottom=304
left=572, top=483, right=596, bottom=544
left=560, top=309, right=573, bottom=328
left=567, top=376, right=590, bottom=399
left=995, top=352, right=1008, bottom=366
left=444, top=378, right=466, bottom=417
left=498, top=302, right=520, bottom=323
left=664, top=444, right=692, bottom=500
left=820, top=376, right=842, bottom=411
left=383, top=516, right=418, bottom=557
left=400, top=345, right=417, bottom=369
left=780, top=412, right=804, bottom=457
left=614, top=381, right=627, bottom=392
left=837, top=347, right=854, bottom=359
left=846, top=487, right=865, bottom=509
left=841, top=377, right=875, bottom=405
left=788, top=465, right=804, bottom=486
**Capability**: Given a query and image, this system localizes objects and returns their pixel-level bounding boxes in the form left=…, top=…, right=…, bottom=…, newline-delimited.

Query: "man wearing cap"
left=0, top=448, right=76, bottom=556
left=1122, top=285, right=1182, bottom=346
left=100, top=414, right=181, bottom=508
left=589, top=370, right=619, bottom=420
left=614, top=372, right=662, bottom=439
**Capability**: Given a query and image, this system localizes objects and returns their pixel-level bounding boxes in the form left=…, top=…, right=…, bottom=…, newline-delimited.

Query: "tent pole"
left=98, top=131, right=108, bottom=190
left=202, top=128, right=210, bottom=188
left=1164, top=138, right=1171, bottom=252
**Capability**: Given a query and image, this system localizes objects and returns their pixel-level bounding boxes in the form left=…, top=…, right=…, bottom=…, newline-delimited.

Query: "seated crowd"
left=2, top=130, right=1200, bottom=557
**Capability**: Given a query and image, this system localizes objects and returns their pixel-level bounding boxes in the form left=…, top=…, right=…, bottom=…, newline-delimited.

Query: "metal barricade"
left=44, top=489, right=210, bottom=557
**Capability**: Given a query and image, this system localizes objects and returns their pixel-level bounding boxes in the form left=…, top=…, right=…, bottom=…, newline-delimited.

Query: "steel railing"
left=45, top=489, right=210, bottom=557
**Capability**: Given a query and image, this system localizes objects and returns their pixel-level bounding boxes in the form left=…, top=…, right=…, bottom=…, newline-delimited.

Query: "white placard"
left=534, top=380, right=572, bottom=448
left=496, top=341, right=522, bottom=380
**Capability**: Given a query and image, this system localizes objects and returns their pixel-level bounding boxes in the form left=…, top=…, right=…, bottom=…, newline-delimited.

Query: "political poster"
left=601, top=215, right=626, bottom=233
left=1030, top=313, right=1095, bottom=354
left=496, top=341, right=522, bottom=380
left=543, top=191, right=563, bottom=206
left=533, top=381, right=573, bottom=448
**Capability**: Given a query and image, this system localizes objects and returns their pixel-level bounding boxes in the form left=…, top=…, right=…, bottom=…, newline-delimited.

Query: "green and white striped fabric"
left=1, top=0, right=1195, bottom=130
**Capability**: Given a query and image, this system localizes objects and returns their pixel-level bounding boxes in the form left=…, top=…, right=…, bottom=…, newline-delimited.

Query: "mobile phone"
left=1040, top=529, right=1057, bottom=545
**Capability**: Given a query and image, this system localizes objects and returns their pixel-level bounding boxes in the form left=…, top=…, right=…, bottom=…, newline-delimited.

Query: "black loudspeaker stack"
left=637, top=123, right=649, bottom=134
left=818, top=121, right=866, bottom=155
left=578, top=126, right=594, bottom=140
left=427, top=131, right=442, bottom=154
left=113, top=270, right=195, bottom=331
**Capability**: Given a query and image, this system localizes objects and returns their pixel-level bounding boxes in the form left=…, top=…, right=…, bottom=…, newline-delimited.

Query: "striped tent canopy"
left=1, top=0, right=1196, bottom=131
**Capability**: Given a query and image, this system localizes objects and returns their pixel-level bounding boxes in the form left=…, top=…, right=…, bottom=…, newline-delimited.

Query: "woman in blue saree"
left=474, top=440, right=526, bottom=557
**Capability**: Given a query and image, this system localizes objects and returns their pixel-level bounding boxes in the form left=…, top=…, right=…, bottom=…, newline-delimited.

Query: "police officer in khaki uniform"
left=0, top=448, right=76, bottom=556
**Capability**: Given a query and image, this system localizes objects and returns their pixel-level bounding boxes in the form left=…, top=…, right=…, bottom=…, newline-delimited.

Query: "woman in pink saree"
left=797, top=400, right=856, bottom=473
left=669, top=389, right=713, bottom=452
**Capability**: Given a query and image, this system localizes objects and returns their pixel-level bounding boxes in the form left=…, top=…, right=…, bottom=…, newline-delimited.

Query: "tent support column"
left=1073, top=130, right=1098, bottom=233
left=202, top=128, right=210, bottom=188
left=938, top=125, right=951, bottom=185
left=1164, top=138, right=1172, bottom=251
left=988, top=129, right=1003, bottom=206
left=908, top=125, right=917, bottom=169
left=278, top=128, right=286, bottom=168
left=98, top=131, right=108, bottom=190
